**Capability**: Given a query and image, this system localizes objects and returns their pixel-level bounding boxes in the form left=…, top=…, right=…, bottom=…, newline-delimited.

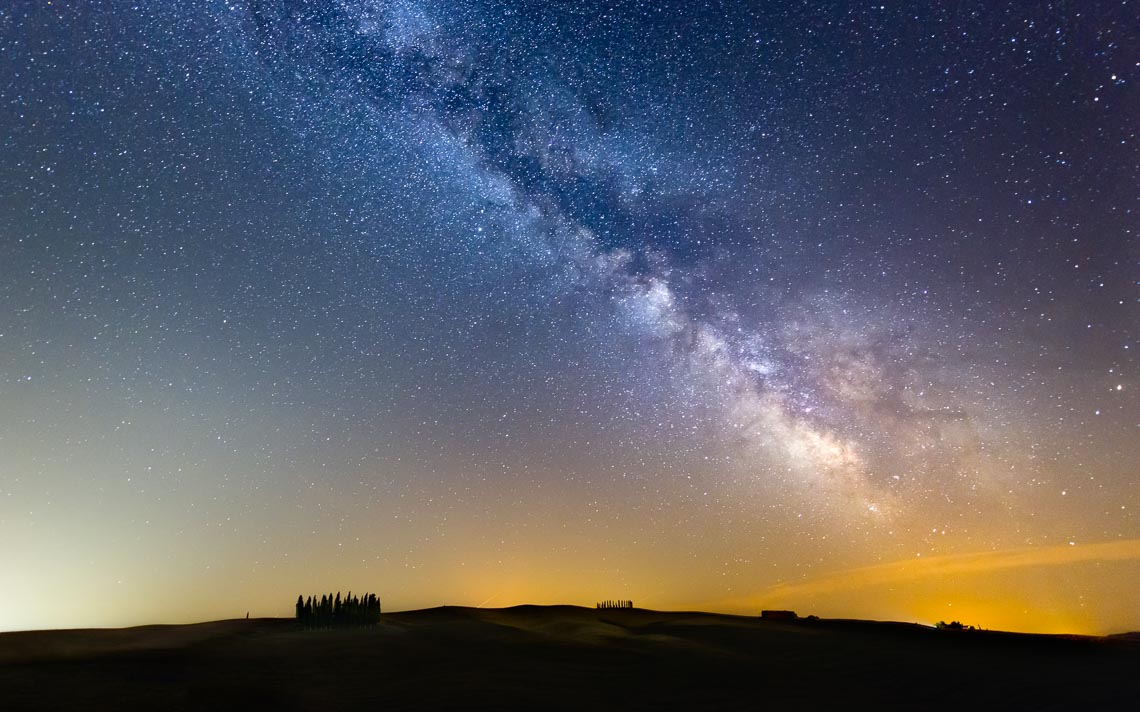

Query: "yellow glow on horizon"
left=713, top=539, right=1140, bottom=635
left=5, top=530, right=1139, bottom=634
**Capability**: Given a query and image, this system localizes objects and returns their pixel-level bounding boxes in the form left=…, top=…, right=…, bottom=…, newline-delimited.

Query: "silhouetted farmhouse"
left=761, top=609, right=798, bottom=620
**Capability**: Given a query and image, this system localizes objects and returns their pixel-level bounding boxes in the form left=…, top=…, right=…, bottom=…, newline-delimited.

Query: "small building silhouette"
left=761, top=609, right=798, bottom=621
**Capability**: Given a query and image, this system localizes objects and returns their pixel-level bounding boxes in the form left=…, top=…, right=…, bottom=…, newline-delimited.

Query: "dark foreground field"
left=2, top=606, right=1136, bottom=710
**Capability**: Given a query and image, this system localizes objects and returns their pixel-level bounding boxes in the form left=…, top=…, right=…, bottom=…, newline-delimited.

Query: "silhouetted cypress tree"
left=296, top=590, right=382, bottom=629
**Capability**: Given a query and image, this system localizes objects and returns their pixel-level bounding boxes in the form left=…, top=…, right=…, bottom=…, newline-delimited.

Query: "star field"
left=1, top=1, right=1137, bottom=633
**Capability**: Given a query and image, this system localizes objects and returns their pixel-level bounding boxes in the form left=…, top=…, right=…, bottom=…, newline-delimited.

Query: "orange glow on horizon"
left=712, top=540, right=1140, bottom=635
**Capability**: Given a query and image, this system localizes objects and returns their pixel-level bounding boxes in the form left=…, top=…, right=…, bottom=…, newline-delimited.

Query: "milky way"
left=1, top=1, right=1136, bottom=632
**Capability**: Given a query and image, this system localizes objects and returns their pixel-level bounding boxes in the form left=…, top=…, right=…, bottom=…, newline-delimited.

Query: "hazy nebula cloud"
left=234, top=0, right=971, bottom=512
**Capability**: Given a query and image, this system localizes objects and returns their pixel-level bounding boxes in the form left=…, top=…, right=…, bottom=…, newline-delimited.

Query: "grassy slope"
left=1, top=607, right=1135, bottom=710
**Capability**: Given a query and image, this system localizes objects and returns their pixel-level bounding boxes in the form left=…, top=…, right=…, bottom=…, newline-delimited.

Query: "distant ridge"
left=2, top=606, right=1136, bottom=711
left=5, top=608, right=1131, bottom=639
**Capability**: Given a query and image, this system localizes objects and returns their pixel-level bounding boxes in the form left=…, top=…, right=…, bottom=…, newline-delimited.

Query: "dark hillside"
left=1, top=608, right=1135, bottom=710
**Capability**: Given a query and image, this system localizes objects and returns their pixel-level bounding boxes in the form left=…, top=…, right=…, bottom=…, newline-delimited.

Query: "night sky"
left=2, top=1, right=1137, bottom=634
